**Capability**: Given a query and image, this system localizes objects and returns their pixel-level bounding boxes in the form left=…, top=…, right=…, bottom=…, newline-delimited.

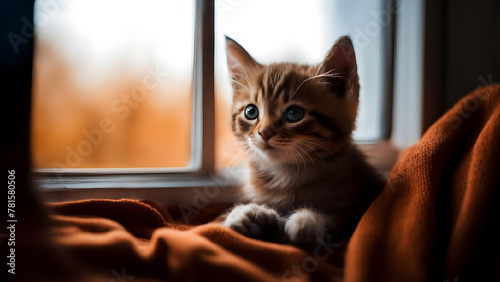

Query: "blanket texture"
left=345, top=85, right=500, bottom=281
left=43, top=200, right=345, bottom=282
left=16, top=86, right=500, bottom=282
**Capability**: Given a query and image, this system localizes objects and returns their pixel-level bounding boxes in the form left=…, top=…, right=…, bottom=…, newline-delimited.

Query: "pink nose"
left=258, top=129, right=275, bottom=142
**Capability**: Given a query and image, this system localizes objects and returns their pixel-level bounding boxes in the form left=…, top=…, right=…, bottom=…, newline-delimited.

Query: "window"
left=32, top=0, right=197, bottom=170
left=33, top=0, right=398, bottom=194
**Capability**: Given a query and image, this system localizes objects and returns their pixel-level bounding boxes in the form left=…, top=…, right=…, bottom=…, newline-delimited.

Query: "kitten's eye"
left=283, top=106, right=305, bottom=123
left=244, top=104, right=259, bottom=120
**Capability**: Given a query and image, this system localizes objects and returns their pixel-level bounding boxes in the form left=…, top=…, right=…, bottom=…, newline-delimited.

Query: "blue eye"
left=284, top=106, right=304, bottom=123
left=244, top=104, right=259, bottom=120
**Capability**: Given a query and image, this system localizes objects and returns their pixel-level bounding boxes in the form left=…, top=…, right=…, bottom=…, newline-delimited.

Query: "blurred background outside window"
left=32, top=0, right=390, bottom=170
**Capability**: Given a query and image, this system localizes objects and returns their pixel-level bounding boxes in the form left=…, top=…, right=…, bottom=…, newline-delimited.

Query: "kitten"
left=222, top=36, right=385, bottom=246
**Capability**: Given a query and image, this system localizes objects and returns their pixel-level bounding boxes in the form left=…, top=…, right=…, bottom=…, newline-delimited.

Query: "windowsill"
left=357, top=140, right=400, bottom=178
left=37, top=168, right=244, bottom=206
left=37, top=141, right=400, bottom=206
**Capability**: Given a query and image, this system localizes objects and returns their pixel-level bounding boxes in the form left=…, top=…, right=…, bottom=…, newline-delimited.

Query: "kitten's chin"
left=249, top=139, right=298, bottom=163
left=253, top=144, right=290, bottom=163
left=259, top=143, right=276, bottom=152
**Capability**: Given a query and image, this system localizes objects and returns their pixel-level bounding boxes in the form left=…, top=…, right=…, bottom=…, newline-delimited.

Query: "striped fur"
left=223, top=36, right=385, bottom=244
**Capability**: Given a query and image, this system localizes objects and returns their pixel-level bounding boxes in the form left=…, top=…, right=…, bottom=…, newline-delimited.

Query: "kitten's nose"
left=258, top=129, right=275, bottom=142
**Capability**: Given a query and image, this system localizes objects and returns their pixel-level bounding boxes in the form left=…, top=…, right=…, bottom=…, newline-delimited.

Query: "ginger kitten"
left=222, top=36, right=385, bottom=245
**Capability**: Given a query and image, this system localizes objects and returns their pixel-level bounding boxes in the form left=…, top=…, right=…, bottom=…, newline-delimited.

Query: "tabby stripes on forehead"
left=271, top=68, right=295, bottom=104
left=256, top=66, right=299, bottom=116
left=266, top=69, right=279, bottom=100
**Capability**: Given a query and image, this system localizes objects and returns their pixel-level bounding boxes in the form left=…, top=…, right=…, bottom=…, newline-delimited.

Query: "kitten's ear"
left=319, top=36, right=359, bottom=100
left=226, top=36, right=262, bottom=82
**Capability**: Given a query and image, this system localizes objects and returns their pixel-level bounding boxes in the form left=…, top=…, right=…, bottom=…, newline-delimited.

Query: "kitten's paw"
left=223, top=203, right=284, bottom=238
left=285, top=209, right=327, bottom=246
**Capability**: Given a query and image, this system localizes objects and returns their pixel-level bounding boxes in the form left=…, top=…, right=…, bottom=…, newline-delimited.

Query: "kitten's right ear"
left=226, top=36, right=262, bottom=82
left=319, top=36, right=358, bottom=100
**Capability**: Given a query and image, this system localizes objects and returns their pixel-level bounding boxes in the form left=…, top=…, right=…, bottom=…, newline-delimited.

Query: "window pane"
left=215, top=0, right=389, bottom=167
left=32, top=0, right=195, bottom=169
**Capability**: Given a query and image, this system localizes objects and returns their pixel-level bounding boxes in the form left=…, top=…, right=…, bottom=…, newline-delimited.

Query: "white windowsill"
left=36, top=141, right=399, bottom=206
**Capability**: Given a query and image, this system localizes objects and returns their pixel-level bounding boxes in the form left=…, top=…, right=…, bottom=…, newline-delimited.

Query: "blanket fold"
left=16, top=85, right=500, bottom=282
left=345, top=85, right=500, bottom=282
left=44, top=199, right=344, bottom=282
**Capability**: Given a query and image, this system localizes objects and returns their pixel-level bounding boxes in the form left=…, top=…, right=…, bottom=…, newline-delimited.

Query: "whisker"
left=284, top=147, right=301, bottom=179
left=300, top=139, right=337, bottom=161
left=289, top=144, right=307, bottom=169
left=294, top=143, right=315, bottom=167
left=232, top=66, right=256, bottom=95
left=290, top=69, right=342, bottom=100
left=231, top=79, right=252, bottom=97
left=296, top=141, right=327, bottom=170
left=226, top=149, right=243, bottom=168
left=234, top=147, right=251, bottom=167
left=223, top=142, right=251, bottom=168
left=216, top=141, right=248, bottom=166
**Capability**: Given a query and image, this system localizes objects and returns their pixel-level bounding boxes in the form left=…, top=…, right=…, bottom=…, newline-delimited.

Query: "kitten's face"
left=227, top=37, right=360, bottom=164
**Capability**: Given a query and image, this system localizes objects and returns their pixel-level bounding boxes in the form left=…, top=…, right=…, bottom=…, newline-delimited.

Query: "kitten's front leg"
left=285, top=209, right=327, bottom=246
left=223, top=203, right=284, bottom=238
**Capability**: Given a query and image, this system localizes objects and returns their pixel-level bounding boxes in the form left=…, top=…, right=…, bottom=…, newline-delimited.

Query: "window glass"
left=32, top=0, right=195, bottom=169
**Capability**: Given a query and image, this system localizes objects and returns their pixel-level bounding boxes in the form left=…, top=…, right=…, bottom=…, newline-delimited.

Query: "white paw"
left=223, top=203, right=284, bottom=238
left=285, top=209, right=327, bottom=245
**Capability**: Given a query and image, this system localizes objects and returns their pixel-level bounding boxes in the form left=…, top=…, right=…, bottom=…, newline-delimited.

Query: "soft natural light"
left=35, top=0, right=194, bottom=87
left=32, top=0, right=195, bottom=169
left=32, top=0, right=389, bottom=170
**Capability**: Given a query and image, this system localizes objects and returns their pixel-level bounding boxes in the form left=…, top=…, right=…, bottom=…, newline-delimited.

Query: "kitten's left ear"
left=319, top=36, right=359, bottom=101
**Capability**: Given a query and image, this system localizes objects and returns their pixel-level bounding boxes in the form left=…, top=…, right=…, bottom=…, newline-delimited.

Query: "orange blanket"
left=346, top=85, right=500, bottom=281
left=40, top=200, right=344, bottom=282
left=17, top=86, right=500, bottom=282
